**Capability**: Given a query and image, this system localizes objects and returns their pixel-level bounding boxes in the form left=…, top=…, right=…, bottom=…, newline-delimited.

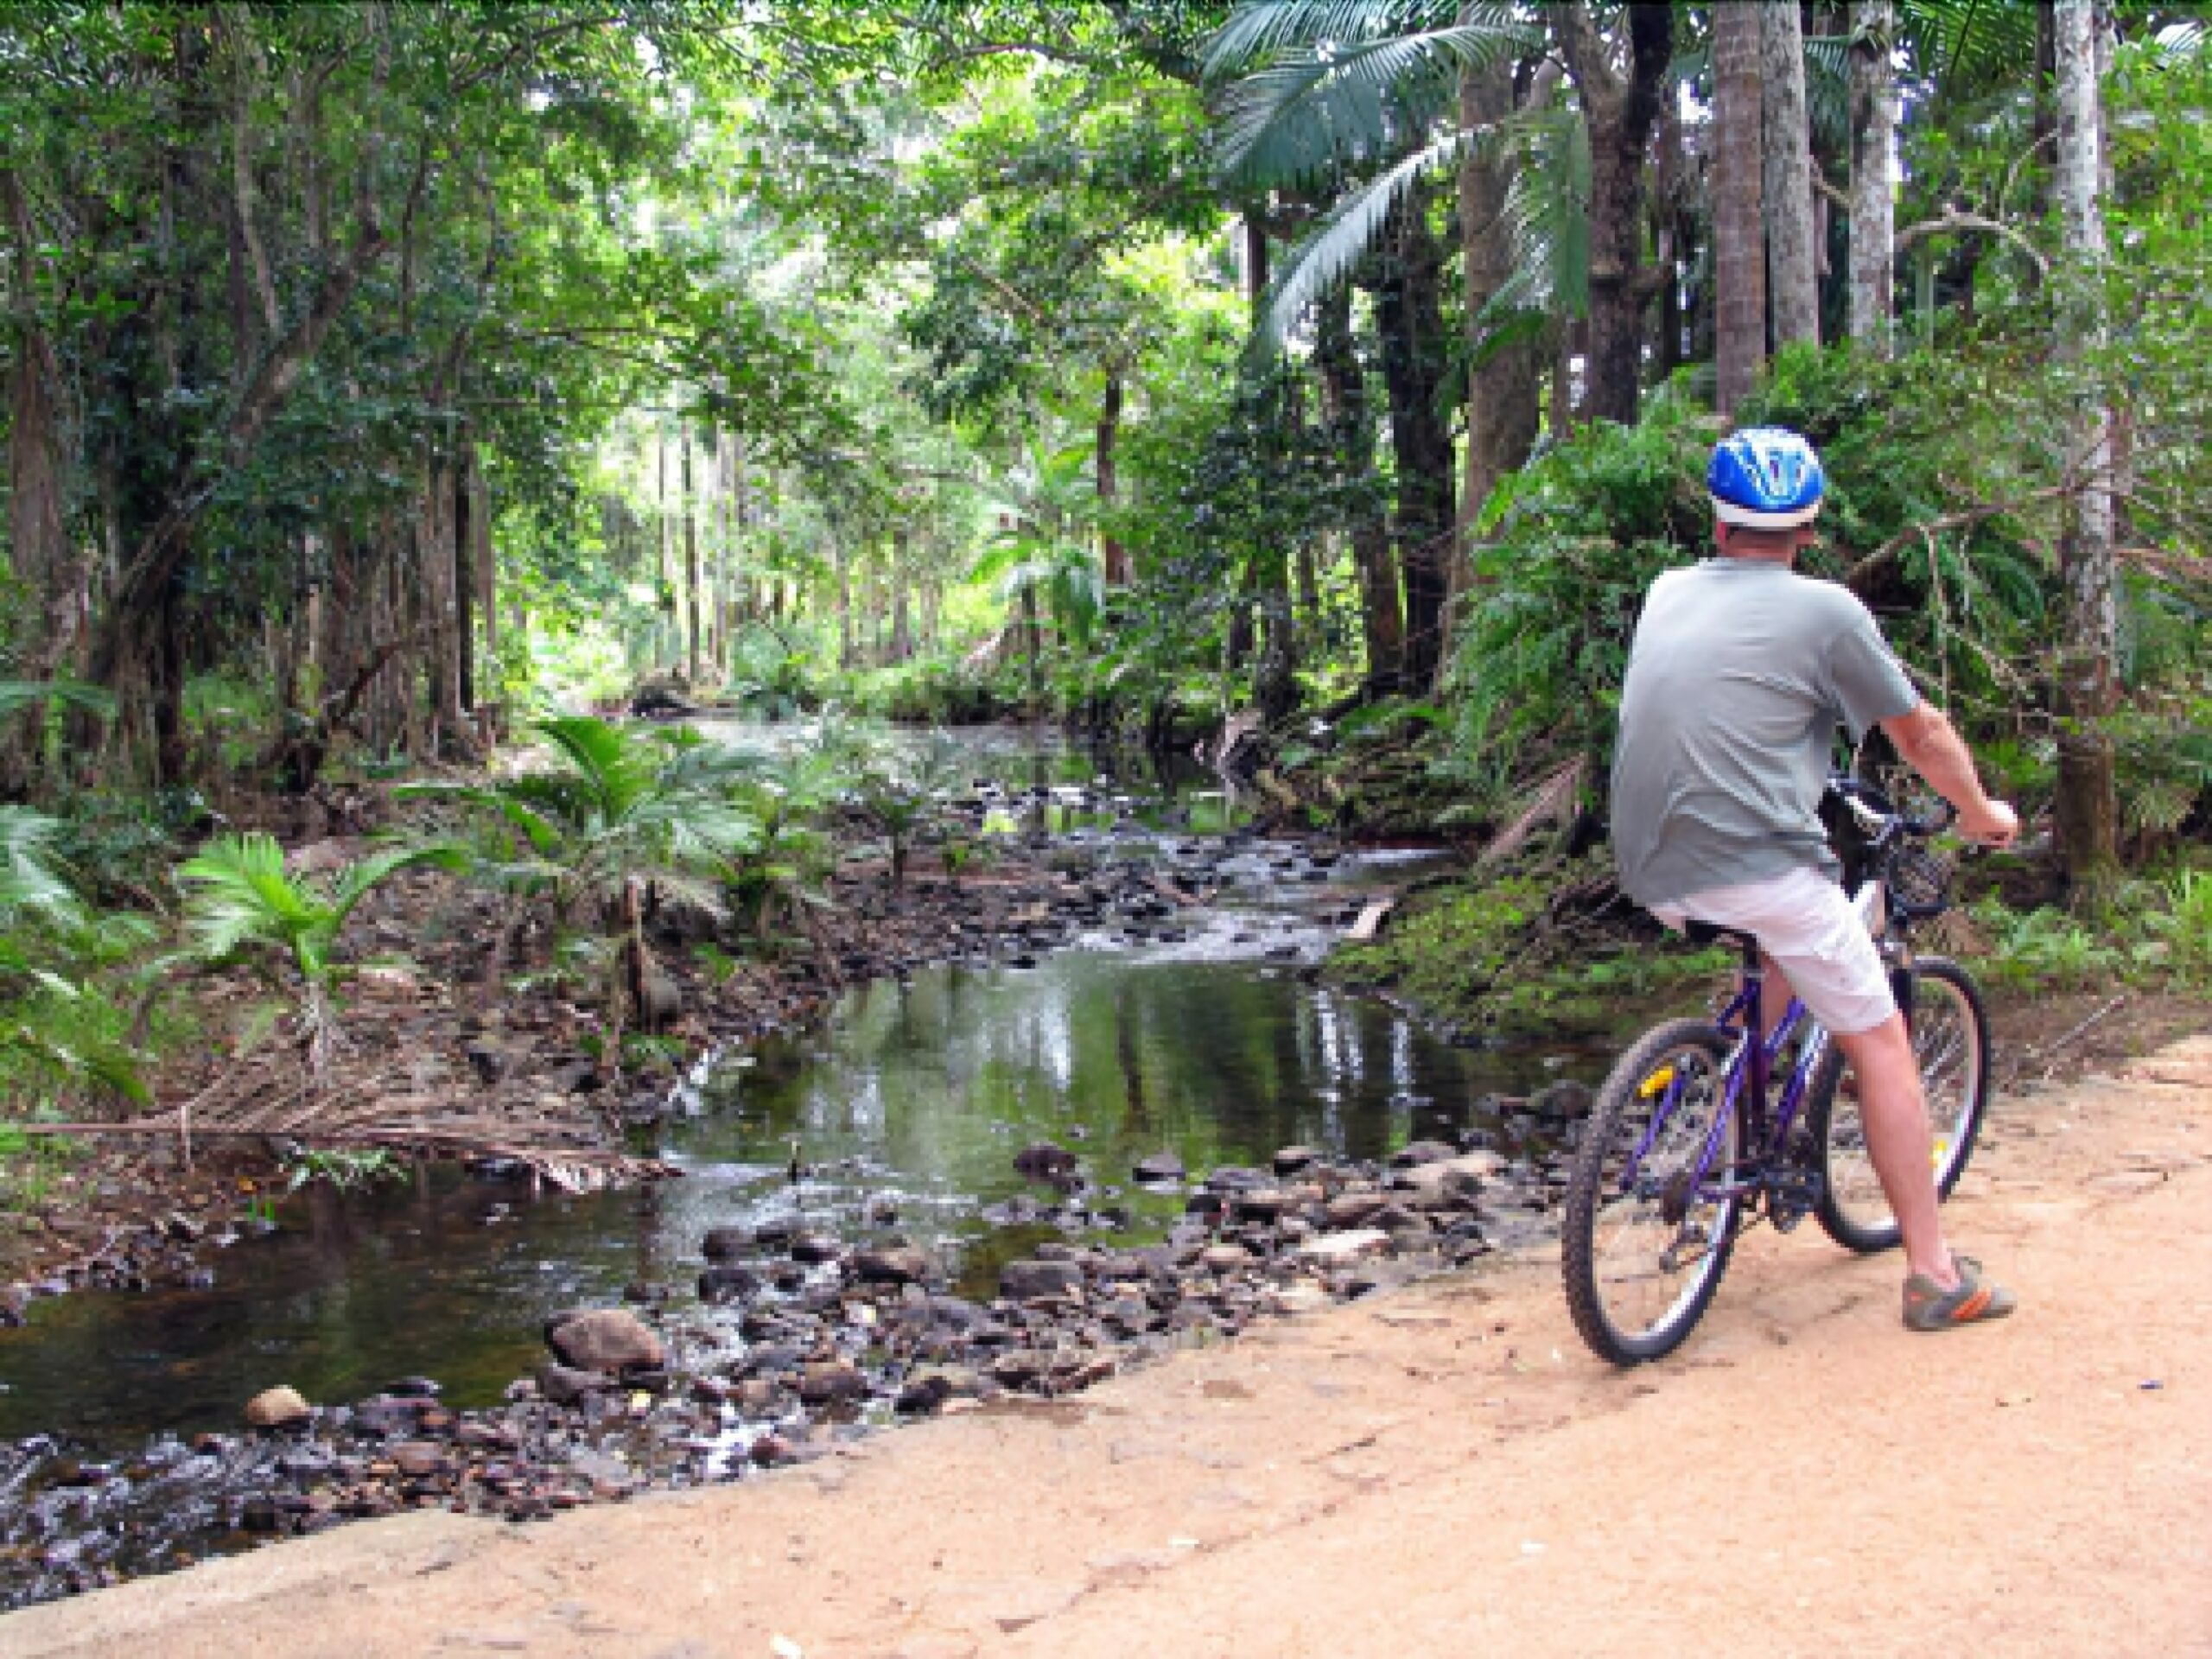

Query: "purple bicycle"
left=1562, top=779, right=1992, bottom=1364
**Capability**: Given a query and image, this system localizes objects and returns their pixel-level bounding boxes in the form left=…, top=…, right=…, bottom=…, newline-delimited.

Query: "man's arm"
left=1880, top=702, right=2019, bottom=847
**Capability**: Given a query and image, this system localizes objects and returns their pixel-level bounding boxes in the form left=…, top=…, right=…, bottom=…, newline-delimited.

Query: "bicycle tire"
left=1563, top=1018, right=1743, bottom=1365
left=1805, top=957, right=1991, bottom=1255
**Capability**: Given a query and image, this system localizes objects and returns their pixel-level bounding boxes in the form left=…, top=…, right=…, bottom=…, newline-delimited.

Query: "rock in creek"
left=1131, top=1152, right=1185, bottom=1184
left=1013, top=1141, right=1078, bottom=1180
left=546, top=1308, right=665, bottom=1374
left=1271, top=1145, right=1323, bottom=1176
left=1532, top=1078, right=1595, bottom=1120
left=698, top=1265, right=760, bottom=1303
left=852, top=1246, right=929, bottom=1286
left=539, top=1363, right=613, bottom=1405
left=245, top=1386, right=311, bottom=1429
left=1389, top=1139, right=1459, bottom=1169
left=1297, top=1228, right=1393, bottom=1262
left=1000, top=1259, right=1084, bottom=1303
left=702, top=1227, right=752, bottom=1260
left=798, top=1360, right=868, bottom=1406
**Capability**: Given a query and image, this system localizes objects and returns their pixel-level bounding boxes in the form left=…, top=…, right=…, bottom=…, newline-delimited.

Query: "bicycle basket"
left=1887, top=843, right=1954, bottom=918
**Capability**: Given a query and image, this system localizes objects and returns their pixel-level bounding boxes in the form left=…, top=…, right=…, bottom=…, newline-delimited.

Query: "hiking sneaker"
left=1903, top=1253, right=2017, bottom=1332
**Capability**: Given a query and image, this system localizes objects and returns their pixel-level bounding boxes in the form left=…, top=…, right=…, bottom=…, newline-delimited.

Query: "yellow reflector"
left=1638, top=1065, right=1676, bottom=1098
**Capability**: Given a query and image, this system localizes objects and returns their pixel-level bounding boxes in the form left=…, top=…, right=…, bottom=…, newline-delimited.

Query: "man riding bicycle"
left=1611, top=427, right=2020, bottom=1332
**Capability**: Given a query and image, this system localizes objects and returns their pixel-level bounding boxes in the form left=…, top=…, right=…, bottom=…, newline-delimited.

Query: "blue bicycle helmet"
left=1708, top=427, right=1825, bottom=529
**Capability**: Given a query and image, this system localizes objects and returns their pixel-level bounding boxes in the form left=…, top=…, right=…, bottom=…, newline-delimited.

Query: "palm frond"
left=177, top=833, right=321, bottom=962
left=0, top=806, right=83, bottom=924
left=1, top=1024, right=149, bottom=1104
left=1204, top=0, right=1459, bottom=79
left=537, top=715, right=660, bottom=822
left=1897, top=0, right=2038, bottom=90
left=1475, top=104, right=1592, bottom=330
left=1252, top=125, right=1488, bottom=356
left=1215, top=16, right=1539, bottom=190
left=396, top=780, right=568, bottom=855
left=0, top=680, right=118, bottom=723
left=325, top=842, right=473, bottom=930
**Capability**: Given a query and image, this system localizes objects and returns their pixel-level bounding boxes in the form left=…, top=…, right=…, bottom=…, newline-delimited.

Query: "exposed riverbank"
left=7, top=1033, right=2206, bottom=1657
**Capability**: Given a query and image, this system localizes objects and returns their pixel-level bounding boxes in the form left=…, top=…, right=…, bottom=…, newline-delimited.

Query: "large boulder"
left=546, top=1308, right=664, bottom=1374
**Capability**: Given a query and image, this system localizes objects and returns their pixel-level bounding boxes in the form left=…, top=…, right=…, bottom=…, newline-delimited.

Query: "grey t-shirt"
left=1610, top=559, right=1919, bottom=906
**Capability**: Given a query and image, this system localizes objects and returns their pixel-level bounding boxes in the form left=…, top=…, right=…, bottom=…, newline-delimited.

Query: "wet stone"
left=1000, top=1260, right=1084, bottom=1303
left=852, top=1246, right=929, bottom=1286
left=547, top=1308, right=664, bottom=1373
left=1132, top=1152, right=1185, bottom=1184
left=698, top=1265, right=760, bottom=1303
left=1390, top=1140, right=1459, bottom=1169
left=245, top=1386, right=310, bottom=1429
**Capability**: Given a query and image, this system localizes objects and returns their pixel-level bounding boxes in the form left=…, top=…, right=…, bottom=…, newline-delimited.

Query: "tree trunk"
left=1848, top=1, right=1898, bottom=355
left=2, top=169, right=75, bottom=693
left=1712, top=0, right=1767, bottom=419
left=1457, top=54, right=1542, bottom=583
left=1097, top=369, right=1128, bottom=586
left=682, top=422, right=702, bottom=684
left=1762, top=0, right=1821, bottom=350
left=1552, top=2, right=1672, bottom=427
left=1371, top=182, right=1453, bottom=691
left=469, top=443, right=496, bottom=688
left=889, top=528, right=913, bottom=663
left=420, top=458, right=470, bottom=756
left=2052, top=0, right=2116, bottom=901
left=1317, top=289, right=1402, bottom=690
left=453, top=451, right=476, bottom=715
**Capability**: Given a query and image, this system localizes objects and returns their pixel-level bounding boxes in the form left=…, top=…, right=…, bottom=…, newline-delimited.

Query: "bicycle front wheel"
left=1807, top=957, right=1991, bottom=1255
left=1563, top=1019, right=1742, bottom=1365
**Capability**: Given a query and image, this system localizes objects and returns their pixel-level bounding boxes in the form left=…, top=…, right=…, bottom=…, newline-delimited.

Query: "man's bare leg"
left=1834, top=1014, right=1957, bottom=1287
left=1758, top=957, right=1956, bottom=1288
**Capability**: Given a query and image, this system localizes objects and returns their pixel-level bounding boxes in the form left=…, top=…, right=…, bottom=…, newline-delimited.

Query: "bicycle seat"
left=1683, top=918, right=1763, bottom=961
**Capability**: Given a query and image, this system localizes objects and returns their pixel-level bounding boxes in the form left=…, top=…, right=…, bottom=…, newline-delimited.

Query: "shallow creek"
left=0, top=724, right=1623, bottom=1605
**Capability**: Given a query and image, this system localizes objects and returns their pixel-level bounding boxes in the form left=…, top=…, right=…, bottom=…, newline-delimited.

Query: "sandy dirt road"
left=7, top=1038, right=2209, bottom=1659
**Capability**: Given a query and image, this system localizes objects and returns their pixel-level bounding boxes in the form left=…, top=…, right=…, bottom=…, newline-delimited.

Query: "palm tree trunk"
left=1848, top=1, right=1898, bottom=354
left=1762, top=0, right=1821, bottom=349
left=1552, top=2, right=1672, bottom=427
left=1457, top=54, right=1542, bottom=588
left=2052, top=0, right=2116, bottom=902
left=1712, top=0, right=1767, bottom=419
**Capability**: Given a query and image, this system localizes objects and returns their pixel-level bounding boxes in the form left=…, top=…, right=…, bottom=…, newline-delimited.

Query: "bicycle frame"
left=1624, top=874, right=1888, bottom=1211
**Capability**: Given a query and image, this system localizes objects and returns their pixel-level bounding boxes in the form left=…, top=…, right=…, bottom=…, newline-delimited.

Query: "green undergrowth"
left=1325, top=853, right=1734, bottom=1038
left=1329, top=846, right=2212, bottom=1044
left=1961, top=863, right=2212, bottom=995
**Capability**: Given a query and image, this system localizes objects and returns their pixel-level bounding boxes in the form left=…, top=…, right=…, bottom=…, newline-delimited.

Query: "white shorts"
left=1652, top=864, right=1897, bottom=1036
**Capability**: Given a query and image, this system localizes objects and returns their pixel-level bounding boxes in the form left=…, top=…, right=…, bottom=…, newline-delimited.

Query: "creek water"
left=0, top=721, right=1626, bottom=1601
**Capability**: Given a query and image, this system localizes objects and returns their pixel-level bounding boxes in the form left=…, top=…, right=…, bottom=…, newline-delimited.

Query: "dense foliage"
left=0, top=3, right=2206, bottom=1135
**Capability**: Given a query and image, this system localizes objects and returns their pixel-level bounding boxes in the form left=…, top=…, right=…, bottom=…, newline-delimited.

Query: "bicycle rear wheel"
left=1807, top=957, right=1990, bottom=1255
left=1562, top=1019, right=1742, bottom=1365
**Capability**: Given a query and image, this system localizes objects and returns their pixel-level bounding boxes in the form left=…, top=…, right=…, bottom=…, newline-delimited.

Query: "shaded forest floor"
left=0, top=828, right=1116, bottom=1309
